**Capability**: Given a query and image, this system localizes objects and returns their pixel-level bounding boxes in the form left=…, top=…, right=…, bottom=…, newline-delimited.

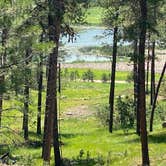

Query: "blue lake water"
left=62, top=28, right=113, bottom=47
left=61, top=28, right=113, bottom=62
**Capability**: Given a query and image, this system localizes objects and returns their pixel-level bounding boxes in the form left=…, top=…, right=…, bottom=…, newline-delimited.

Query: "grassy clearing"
left=0, top=70, right=166, bottom=165
left=85, top=7, right=104, bottom=25
left=62, top=68, right=161, bottom=82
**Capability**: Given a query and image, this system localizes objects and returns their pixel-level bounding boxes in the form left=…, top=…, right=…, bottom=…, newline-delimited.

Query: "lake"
left=61, top=28, right=113, bottom=62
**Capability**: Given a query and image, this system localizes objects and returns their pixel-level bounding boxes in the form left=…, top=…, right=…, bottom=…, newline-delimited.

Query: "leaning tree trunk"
left=109, top=26, right=118, bottom=133
left=23, top=49, right=31, bottom=140
left=133, top=40, right=140, bottom=135
left=42, top=0, right=63, bottom=165
left=150, top=62, right=166, bottom=132
left=138, top=0, right=150, bottom=165
left=0, top=29, right=7, bottom=127
left=150, top=41, right=155, bottom=105
left=37, top=54, right=43, bottom=135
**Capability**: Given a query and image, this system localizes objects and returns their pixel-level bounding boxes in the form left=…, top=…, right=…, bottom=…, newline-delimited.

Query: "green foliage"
left=116, top=96, right=135, bottom=133
left=96, top=104, right=109, bottom=126
left=101, top=73, right=109, bottom=83
left=82, top=69, right=94, bottom=82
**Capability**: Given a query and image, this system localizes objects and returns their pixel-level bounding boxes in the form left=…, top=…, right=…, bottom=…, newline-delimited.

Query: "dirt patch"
left=64, top=105, right=93, bottom=118
left=62, top=54, right=166, bottom=73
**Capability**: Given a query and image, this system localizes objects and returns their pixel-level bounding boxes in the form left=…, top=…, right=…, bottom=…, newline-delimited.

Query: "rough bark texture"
left=150, top=41, right=155, bottom=105
left=133, top=40, right=140, bottom=135
left=109, top=26, right=118, bottom=133
left=37, top=55, right=43, bottom=135
left=138, top=0, right=150, bottom=165
left=150, top=62, right=166, bottom=132
left=42, top=0, right=63, bottom=165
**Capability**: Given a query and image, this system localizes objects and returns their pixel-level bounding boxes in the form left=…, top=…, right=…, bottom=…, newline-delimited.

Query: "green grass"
left=62, top=68, right=161, bottom=82
left=85, top=7, right=104, bottom=25
left=0, top=70, right=166, bottom=165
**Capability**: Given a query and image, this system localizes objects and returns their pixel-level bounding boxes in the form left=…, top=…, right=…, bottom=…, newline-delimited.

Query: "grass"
left=85, top=7, right=104, bottom=25
left=0, top=70, right=166, bottom=165
left=62, top=68, right=161, bottom=82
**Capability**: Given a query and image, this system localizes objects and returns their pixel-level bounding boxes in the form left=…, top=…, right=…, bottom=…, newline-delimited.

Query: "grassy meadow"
left=0, top=69, right=166, bottom=166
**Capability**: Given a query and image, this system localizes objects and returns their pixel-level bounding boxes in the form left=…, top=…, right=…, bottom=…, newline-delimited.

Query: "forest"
left=0, top=0, right=166, bottom=165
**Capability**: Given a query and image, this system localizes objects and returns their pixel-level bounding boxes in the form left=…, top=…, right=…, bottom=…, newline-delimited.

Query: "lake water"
left=61, top=28, right=113, bottom=62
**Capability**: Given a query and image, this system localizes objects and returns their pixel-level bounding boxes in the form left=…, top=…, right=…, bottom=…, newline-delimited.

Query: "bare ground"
left=64, top=105, right=94, bottom=118
left=62, top=55, right=166, bottom=73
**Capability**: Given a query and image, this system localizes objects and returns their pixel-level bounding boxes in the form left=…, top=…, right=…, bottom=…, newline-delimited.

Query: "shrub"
left=116, top=96, right=135, bottom=133
left=101, top=73, right=108, bottom=83
left=95, top=104, right=109, bottom=127
left=82, top=69, right=94, bottom=82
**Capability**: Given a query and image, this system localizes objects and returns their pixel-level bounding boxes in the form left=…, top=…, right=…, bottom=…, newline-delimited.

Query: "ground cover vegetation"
left=0, top=0, right=166, bottom=166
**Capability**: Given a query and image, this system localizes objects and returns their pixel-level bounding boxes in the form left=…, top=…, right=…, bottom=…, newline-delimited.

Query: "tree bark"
left=150, top=41, right=155, bottom=105
left=109, top=26, right=118, bottom=133
left=138, top=0, right=150, bottom=165
left=0, top=29, right=7, bottom=127
left=146, top=34, right=151, bottom=94
left=23, top=49, right=31, bottom=140
left=133, top=40, right=140, bottom=135
left=42, top=0, right=63, bottom=165
left=37, top=54, right=43, bottom=135
left=150, top=62, right=166, bottom=132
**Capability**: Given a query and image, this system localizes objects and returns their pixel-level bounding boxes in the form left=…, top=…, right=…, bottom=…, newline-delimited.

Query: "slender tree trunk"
left=133, top=40, right=140, bottom=135
left=23, top=49, right=31, bottom=140
left=37, top=55, right=43, bottom=135
left=150, top=41, right=155, bottom=105
left=150, top=62, right=166, bottom=132
left=146, top=35, right=151, bottom=94
left=0, top=75, right=4, bottom=127
left=138, top=0, right=150, bottom=165
left=109, top=26, right=118, bottom=133
left=0, top=29, right=7, bottom=127
left=42, top=0, right=63, bottom=165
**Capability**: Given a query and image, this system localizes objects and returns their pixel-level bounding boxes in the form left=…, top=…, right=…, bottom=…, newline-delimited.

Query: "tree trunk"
left=0, top=29, right=7, bottom=127
left=133, top=40, right=140, bottom=135
left=150, top=41, right=155, bottom=105
left=109, top=26, right=118, bottom=133
left=138, top=0, right=150, bottom=165
left=42, top=0, right=63, bottom=165
left=23, top=49, right=30, bottom=140
left=146, top=35, right=151, bottom=94
left=150, top=62, right=166, bottom=132
left=37, top=55, right=43, bottom=135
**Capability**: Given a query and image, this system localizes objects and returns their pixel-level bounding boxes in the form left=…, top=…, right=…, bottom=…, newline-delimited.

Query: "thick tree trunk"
left=138, top=0, right=150, bottom=165
left=23, top=49, right=30, bottom=140
left=42, top=0, right=63, bottom=165
left=150, top=41, right=155, bottom=105
left=0, top=29, right=7, bottom=127
left=150, top=62, right=166, bottom=132
left=37, top=55, right=43, bottom=135
left=109, top=26, right=118, bottom=133
left=133, top=40, right=140, bottom=135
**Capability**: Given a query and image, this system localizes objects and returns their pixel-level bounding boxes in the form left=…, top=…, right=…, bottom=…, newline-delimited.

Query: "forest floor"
left=0, top=71, right=166, bottom=166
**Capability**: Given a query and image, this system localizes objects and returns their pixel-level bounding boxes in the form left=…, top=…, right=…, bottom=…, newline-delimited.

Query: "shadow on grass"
left=62, top=150, right=105, bottom=166
left=62, top=158, right=98, bottom=166
left=60, top=133, right=88, bottom=139
left=0, top=144, right=9, bottom=155
left=148, top=131, right=166, bottom=143
left=119, top=130, right=166, bottom=144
